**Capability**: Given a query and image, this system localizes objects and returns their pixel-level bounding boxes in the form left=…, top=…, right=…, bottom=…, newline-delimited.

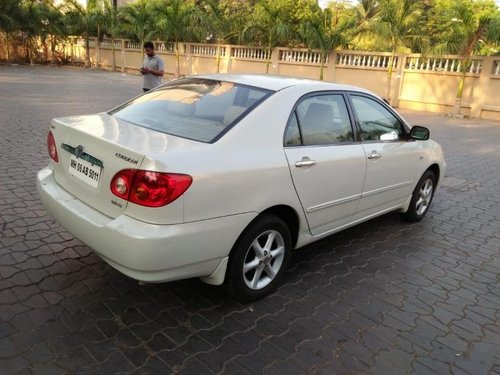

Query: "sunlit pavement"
left=1, top=64, right=500, bottom=374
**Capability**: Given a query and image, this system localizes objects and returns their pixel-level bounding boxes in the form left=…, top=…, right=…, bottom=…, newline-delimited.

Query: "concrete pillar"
left=224, top=44, right=232, bottom=73
left=392, top=53, right=407, bottom=108
left=96, top=38, right=100, bottom=67
left=390, top=53, right=405, bottom=107
left=269, top=47, right=279, bottom=74
left=121, top=39, right=126, bottom=73
left=470, top=57, right=493, bottom=119
left=326, top=50, right=337, bottom=82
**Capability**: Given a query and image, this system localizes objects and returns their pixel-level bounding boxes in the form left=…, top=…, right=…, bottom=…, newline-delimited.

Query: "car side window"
left=284, top=94, right=353, bottom=146
left=284, top=113, right=301, bottom=146
left=350, top=95, right=404, bottom=142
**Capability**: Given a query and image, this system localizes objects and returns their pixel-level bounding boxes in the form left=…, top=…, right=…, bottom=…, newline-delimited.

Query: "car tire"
left=226, top=215, right=291, bottom=302
left=401, top=170, right=436, bottom=222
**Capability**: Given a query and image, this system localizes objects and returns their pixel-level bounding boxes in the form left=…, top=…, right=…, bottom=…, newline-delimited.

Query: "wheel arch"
left=222, top=205, right=298, bottom=300
left=427, top=163, right=441, bottom=187
left=228, top=204, right=300, bottom=260
left=259, top=205, right=300, bottom=249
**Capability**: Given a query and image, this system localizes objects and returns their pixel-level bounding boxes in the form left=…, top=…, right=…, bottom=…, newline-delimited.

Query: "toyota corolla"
left=37, top=74, right=446, bottom=301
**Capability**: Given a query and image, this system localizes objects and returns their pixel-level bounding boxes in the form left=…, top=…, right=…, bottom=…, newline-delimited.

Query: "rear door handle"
left=295, top=159, right=316, bottom=168
left=367, top=151, right=382, bottom=160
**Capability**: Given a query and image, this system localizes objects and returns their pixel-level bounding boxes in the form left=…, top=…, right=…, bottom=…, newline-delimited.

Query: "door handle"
left=367, top=151, right=382, bottom=160
left=295, top=159, right=316, bottom=168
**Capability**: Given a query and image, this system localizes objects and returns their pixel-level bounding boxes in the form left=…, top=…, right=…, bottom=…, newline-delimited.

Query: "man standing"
left=140, top=41, right=165, bottom=92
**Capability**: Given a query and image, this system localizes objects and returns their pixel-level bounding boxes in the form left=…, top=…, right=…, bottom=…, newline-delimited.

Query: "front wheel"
left=226, top=215, right=291, bottom=302
left=401, top=170, right=436, bottom=222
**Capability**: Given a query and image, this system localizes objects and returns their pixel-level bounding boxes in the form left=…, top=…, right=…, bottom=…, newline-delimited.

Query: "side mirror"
left=410, top=125, right=430, bottom=140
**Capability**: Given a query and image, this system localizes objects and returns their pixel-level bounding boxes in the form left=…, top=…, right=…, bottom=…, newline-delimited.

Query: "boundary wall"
left=65, top=37, right=500, bottom=121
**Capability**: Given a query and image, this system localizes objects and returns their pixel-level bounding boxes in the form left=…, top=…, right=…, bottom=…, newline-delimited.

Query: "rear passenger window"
left=284, top=113, right=301, bottom=146
left=284, top=94, right=353, bottom=146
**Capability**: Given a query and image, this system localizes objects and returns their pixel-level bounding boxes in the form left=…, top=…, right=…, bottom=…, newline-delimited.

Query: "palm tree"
left=39, top=2, right=67, bottom=64
left=204, top=0, right=242, bottom=73
left=301, top=7, right=354, bottom=80
left=0, top=0, right=20, bottom=62
left=356, top=0, right=379, bottom=24
left=153, top=0, right=205, bottom=77
left=102, top=0, right=121, bottom=71
left=370, top=0, right=424, bottom=103
left=1, top=0, right=21, bottom=62
left=18, top=0, right=50, bottom=64
left=349, top=0, right=379, bottom=51
left=64, top=0, right=100, bottom=68
left=119, top=0, right=156, bottom=49
left=241, top=0, right=294, bottom=73
left=0, top=0, right=18, bottom=32
left=433, top=0, right=498, bottom=116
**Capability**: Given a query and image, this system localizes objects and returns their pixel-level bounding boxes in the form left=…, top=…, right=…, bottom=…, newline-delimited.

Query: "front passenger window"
left=350, top=95, right=404, bottom=141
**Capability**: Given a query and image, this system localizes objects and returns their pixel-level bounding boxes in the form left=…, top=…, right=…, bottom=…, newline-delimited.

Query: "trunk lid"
left=49, top=112, right=201, bottom=219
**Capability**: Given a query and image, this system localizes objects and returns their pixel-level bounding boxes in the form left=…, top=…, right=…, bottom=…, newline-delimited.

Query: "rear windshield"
left=109, top=78, right=273, bottom=143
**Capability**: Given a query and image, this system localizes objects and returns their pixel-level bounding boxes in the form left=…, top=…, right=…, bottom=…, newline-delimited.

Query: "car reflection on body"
left=37, top=74, right=446, bottom=301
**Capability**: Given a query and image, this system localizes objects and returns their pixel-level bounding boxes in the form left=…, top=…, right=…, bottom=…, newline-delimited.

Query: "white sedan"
left=37, top=74, right=446, bottom=301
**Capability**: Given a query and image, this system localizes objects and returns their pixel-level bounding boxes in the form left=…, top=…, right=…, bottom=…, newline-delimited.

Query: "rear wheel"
left=226, top=215, right=291, bottom=302
left=402, top=170, right=436, bottom=222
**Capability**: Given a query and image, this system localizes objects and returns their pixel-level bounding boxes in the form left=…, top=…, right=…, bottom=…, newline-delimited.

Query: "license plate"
left=68, top=154, right=102, bottom=189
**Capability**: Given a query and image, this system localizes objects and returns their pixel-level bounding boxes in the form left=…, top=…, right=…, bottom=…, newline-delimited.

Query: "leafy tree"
left=18, top=0, right=48, bottom=64
left=300, top=7, right=354, bottom=80
left=203, top=0, right=252, bottom=72
left=119, top=0, right=156, bottom=47
left=0, top=0, right=21, bottom=58
left=431, top=0, right=499, bottom=115
left=349, top=0, right=379, bottom=50
left=370, top=0, right=425, bottom=102
left=0, top=0, right=22, bottom=61
left=241, top=0, right=296, bottom=73
left=64, top=0, right=101, bottom=67
left=102, top=0, right=121, bottom=71
left=0, top=0, right=19, bottom=32
left=39, top=1, right=68, bottom=64
left=153, top=0, right=206, bottom=77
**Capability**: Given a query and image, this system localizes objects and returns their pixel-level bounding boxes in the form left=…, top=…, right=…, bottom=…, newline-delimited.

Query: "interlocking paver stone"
left=1, top=64, right=500, bottom=373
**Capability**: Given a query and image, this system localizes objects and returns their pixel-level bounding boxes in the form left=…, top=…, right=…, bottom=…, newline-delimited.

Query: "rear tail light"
left=111, top=169, right=192, bottom=207
left=47, top=131, right=58, bottom=162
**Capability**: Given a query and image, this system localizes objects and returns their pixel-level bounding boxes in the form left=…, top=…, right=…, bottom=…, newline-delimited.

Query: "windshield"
left=109, top=78, right=273, bottom=143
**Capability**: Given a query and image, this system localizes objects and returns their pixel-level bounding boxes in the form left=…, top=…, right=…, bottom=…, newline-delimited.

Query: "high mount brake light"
left=111, top=169, right=192, bottom=207
left=47, top=131, right=58, bottom=162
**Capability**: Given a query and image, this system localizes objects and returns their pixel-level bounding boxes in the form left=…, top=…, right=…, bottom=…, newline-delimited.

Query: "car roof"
left=193, top=73, right=373, bottom=94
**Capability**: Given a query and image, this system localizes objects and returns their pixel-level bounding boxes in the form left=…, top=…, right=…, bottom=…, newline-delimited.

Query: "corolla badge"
left=75, top=145, right=84, bottom=158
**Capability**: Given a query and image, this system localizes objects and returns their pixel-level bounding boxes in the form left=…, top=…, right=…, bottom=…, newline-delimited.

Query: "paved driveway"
left=1, top=65, right=500, bottom=374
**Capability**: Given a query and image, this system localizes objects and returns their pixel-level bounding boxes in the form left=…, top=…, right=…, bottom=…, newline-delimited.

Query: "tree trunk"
left=452, top=58, right=469, bottom=116
left=70, top=39, right=75, bottom=65
left=386, top=50, right=396, bottom=104
left=111, top=38, right=117, bottom=71
left=50, top=35, right=56, bottom=65
left=319, top=51, right=326, bottom=81
left=175, top=42, right=180, bottom=77
left=216, top=42, right=221, bottom=73
left=85, top=36, right=91, bottom=68
left=27, top=39, right=34, bottom=65
left=43, top=38, right=49, bottom=64
left=6, top=33, right=11, bottom=62
left=265, top=41, right=272, bottom=74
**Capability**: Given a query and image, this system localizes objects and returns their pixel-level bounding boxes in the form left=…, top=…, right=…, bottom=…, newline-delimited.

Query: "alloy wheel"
left=242, top=229, right=285, bottom=290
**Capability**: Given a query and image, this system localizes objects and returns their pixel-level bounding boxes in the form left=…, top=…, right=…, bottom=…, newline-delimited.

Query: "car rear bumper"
left=36, top=167, right=255, bottom=283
